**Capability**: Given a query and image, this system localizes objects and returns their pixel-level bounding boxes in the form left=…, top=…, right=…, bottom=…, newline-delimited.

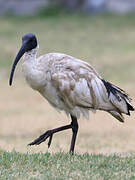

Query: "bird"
left=9, top=33, right=134, bottom=154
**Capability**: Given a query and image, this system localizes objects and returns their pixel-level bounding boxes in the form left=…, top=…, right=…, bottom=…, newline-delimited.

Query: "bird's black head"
left=9, top=33, right=38, bottom=86
left=22, top=33, right=37, bottom=52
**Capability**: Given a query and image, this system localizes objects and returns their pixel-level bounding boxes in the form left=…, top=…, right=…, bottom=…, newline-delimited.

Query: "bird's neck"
left=23, top=45, right=39, bottom=63
left=22, top=45, right=39, bottom=83
left=22, top=45, right=43, bottom=90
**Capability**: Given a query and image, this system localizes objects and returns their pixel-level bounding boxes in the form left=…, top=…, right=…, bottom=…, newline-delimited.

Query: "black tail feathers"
left=126, top=102, right=134, bottom=115
left=102, top=79, right=134, bottom=115
left=102, top=79, right=127, bottom=101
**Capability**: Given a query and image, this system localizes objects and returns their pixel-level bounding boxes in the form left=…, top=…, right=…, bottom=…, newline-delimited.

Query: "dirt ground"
left=0, top=72, right=135, bottom=155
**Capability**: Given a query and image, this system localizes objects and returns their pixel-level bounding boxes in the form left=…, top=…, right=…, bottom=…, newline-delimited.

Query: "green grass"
left=0, top=150, right=135, bottom=180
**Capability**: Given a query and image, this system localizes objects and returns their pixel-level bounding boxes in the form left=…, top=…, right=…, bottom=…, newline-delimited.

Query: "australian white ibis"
left=9, top=33, right=134, bottom=154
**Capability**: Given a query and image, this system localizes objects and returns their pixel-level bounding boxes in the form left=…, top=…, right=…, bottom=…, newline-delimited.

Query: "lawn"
left=1, top=150, right=135, bottom=180
left=0, top=13, right=135, bottom=179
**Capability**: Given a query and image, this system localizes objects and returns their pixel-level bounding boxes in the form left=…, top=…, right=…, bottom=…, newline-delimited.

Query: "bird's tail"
left=102, top=79, right=134, bottom=122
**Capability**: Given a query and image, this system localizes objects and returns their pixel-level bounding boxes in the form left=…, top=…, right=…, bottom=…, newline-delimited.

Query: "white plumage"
left=9, top=33, right=134, bottom=153
left=22, top=49, right=133, bottom=122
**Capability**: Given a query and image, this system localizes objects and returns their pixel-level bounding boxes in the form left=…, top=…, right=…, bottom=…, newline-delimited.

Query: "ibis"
left=9, top=33, right=134, bottom=154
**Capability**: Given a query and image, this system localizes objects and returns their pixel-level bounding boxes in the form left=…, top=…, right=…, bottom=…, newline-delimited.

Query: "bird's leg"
left=28, top=123, right=72, bottom=147
left=69, top=115, right=78, bottom=154
left=28, top=115, right=78, bottom=154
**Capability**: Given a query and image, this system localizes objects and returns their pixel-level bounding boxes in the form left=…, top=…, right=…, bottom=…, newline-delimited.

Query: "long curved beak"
left=9, top=43, right=26, bottom=86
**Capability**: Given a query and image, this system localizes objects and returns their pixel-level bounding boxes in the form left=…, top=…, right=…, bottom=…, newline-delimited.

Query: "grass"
left=0, top=13, right=135, bottom=179
left=1, top=150, right=135, bottom=180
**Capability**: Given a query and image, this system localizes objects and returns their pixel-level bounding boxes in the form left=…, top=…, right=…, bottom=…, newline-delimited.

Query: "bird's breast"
left=22, top=61, right=47, bottom=91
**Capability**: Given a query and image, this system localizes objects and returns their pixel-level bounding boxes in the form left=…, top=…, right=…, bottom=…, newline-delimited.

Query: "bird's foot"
left=28, top=130, right=53, bottom=148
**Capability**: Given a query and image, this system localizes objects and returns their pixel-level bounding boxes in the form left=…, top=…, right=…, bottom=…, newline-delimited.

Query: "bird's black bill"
left=9, top=44, right=26, bottom=86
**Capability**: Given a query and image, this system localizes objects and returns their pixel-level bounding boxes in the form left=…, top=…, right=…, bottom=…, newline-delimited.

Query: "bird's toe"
left=28, top=130, right=53, bottom=146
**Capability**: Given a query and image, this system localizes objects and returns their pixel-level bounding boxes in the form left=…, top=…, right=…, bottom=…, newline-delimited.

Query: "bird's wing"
left=50, top=55, right=108, bottom=117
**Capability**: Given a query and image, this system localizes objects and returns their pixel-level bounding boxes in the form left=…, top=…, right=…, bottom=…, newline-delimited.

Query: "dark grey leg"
left=69, top=115, right=79, bottom=153
left=28, top=114, right=79, bottom=154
